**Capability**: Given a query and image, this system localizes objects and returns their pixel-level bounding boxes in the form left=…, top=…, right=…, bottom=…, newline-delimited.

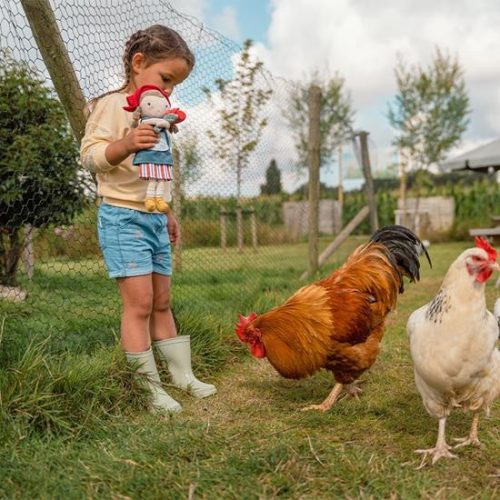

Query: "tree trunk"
left=0, top=228, right=23, bottom=286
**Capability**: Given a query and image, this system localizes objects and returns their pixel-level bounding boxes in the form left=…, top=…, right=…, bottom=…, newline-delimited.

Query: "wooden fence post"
left=337, top=144, right=344, bottom=231
left=220, top=211, right=227, bottom=251
left=307, top=84, right=321, bottom=278
left=236, top=207, right=243, bottom=253
left=20, top=0, right=87, bottom=143
left=357, top=131, right=379, bottom=233
left=250, top=210, right=257, bottom=250
left=299, top=206, right=369, bottom=280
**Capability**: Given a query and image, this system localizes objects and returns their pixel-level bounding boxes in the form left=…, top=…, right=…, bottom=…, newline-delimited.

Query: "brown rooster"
left=235, top=225, right=431, bottom=411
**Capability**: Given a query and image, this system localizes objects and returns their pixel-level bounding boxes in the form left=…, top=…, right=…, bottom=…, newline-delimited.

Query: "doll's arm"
left=141, top=117, right=171, bottom=131
left=141, top=117, right=170, bottom=127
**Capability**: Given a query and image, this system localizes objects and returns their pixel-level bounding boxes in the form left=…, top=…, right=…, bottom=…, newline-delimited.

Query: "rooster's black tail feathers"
left=370, top=225, right=432, bottom=291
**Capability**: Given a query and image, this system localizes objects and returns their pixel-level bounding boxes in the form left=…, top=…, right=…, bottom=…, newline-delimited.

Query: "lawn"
left=0, top=238, right=499, bottom=498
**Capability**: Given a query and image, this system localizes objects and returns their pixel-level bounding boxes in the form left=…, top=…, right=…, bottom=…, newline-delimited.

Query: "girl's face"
left=130, top=54, right=191, bottom=96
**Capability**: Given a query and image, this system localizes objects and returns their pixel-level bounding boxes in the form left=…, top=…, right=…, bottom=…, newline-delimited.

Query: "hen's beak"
left=491, top=261, right=500, bottom=272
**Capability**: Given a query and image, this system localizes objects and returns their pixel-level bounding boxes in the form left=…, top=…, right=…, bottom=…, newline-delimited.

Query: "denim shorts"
left=97, top=204, right=172, bottom=278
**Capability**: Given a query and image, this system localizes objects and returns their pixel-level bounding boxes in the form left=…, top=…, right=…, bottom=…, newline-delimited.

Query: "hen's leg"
left=416, top=417, right=457, bottom=466
left=453, top=413, right=482, bottom=448
left=302, top=383, right=343, bottom=412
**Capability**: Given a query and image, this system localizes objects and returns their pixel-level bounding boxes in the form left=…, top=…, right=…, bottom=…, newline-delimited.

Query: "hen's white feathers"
left=494, top=298, right=500, bottom=333
left=407, top=248, right=500, bottom=418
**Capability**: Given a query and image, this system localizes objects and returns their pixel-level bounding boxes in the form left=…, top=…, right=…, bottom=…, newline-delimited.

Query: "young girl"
left=81, top=25, right=216, bottom=413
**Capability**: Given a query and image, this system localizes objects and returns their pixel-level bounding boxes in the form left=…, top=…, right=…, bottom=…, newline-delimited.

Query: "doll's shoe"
left=145, top=198, right=156, bottom=212
left=155, top=197, right=170, bottom=213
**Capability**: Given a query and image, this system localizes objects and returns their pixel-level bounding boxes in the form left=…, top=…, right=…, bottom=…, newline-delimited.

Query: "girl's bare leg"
left=119, top=274, right=182, bottom=412
left=149, top=273, right=177, bottom=341
left=117, top=274, right=154, bottom=352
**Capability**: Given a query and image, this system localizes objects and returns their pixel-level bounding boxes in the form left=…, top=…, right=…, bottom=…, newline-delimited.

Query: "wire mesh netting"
left=1, top=0, right=354, bottom=340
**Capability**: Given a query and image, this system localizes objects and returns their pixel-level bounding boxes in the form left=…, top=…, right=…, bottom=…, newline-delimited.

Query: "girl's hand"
left=167, top=212, right=180, bottom=246
left=105, top=124, right=158, bottom=165
left=123, top=123, right=159, bottom=153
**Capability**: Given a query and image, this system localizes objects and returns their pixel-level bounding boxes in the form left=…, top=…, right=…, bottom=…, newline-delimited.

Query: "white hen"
left=407, top=237, right=500, bottom=465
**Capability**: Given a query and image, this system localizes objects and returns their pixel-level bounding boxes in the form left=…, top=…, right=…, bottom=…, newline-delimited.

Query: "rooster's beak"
left=490, top=261, right=500, bottom=272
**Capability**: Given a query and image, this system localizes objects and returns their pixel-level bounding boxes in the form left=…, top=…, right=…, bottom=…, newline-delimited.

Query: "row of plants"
left=29, top=172, right=499, bottom=259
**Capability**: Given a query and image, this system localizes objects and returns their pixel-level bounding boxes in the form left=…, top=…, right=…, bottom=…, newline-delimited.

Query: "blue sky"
left=206, top=0, right=270, bottom=43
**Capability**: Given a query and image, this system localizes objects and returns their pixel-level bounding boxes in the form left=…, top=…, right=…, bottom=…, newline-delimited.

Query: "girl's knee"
left=153, top=289, right=171, bottom=312
left=127, top=293, right=154, bottom=317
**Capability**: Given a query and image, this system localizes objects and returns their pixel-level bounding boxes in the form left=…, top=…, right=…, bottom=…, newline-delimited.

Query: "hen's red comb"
left=474, top=236, right=497, bottom=262
left=235, top=312, right=257, bottom=341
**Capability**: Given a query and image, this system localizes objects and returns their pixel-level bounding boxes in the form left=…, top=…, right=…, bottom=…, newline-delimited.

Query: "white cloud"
left=264, top=0, right=500, bottom=166
left=211, top=6, right=241, bottom=40
left=167, top=0, right=207, bottom=20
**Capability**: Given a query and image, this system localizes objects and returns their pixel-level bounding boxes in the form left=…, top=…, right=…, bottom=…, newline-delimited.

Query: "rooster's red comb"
left=235, top=312, right=258, bottom=342
left=474, top=236, right=497, bottom=262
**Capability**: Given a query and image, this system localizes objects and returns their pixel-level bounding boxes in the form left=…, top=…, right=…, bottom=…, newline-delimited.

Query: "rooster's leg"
left=415, top=417, right=457, bottom=466
left=302, top=383, right=343, bottom=412
left=346, top=380, right=363, bottom=399
left=453, top=413, right=482, bottom=448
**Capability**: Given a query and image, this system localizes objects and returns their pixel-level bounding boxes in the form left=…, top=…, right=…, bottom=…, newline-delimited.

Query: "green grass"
left=1, top=239, right=499, bottom=498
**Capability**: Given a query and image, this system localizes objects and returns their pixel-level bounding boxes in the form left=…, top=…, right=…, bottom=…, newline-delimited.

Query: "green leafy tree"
left=260, top=159, right=282, bottom=195
left=0, top=51, right=88, bottom=285
left=388, top=48, right=470, bottom=169
left=204, top=39, right=272, bottom=201
left=284, top=72, right=354, bottom=171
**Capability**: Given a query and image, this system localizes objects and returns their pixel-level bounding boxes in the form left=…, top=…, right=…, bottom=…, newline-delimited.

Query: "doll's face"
left=139, top=91, right=170, bottom=117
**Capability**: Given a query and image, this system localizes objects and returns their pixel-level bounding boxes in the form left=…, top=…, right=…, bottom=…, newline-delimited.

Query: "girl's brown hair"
left=87, top=25, right=194, bottom=113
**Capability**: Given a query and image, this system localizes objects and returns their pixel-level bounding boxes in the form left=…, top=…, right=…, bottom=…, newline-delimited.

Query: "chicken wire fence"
left=0, top=0, right=354, bottom=338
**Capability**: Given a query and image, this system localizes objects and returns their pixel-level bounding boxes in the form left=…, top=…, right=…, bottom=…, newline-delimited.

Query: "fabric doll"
left=123, top=85, right=186, bottom=212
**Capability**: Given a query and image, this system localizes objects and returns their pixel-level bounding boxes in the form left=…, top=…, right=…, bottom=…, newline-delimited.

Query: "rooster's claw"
left=453, top=437, right=483, bottom=449
left=301, top=404, right=329, bottom=412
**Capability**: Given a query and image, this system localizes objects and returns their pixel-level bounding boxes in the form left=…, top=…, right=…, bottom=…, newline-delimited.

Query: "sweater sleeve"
left=80, top=94, right=126, bottom=173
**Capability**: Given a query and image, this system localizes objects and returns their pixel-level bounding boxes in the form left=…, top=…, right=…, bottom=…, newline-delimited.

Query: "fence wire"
left=1, top=0, right=351, bottom=338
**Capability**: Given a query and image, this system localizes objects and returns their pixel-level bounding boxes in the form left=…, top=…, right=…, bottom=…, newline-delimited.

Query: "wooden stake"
left=220, top=211, right=227, bottom=252
left=307, top=84, right=321, bottom=278
left=236, top=207, right=243, bottom=253
left=300, top=206, right=369, bottom=280
left=337, top=144, right=344, bottom=232
left=250, top=210, right=257, bottom=250
left=357, top=131, right=379, bottom=233
left=20, top=0, right=87, bottom=143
